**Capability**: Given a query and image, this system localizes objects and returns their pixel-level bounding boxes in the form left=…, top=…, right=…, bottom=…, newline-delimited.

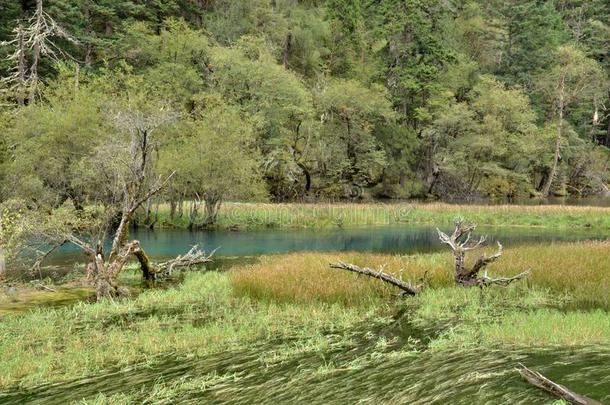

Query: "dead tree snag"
left=437, top=219, right=529, bottom=287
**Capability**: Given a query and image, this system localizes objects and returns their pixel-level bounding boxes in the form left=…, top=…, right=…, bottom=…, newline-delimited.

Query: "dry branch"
left=437, top=219, right=529, bottom=287
left=157, top=245, right=217, bottom=277
left=29, top=240, right=67, bottom=277
left=518, top=364, right=603, bottom=405
left=480, top=270, right=530, bottom=286
left=330, top=262, right=419, bottom=296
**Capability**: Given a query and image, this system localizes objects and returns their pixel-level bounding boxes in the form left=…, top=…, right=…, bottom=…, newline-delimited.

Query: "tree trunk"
left=204, top=193, right=221, bottom=226
left=16, top=25, right=26, bottom=106
left=170, top=199, right=177, bottom=219
left=108, top=209, right=132, bottom=262
left=90, top=244, right=129, bottom=300
left=84, top=4, right=93, bottom=66
left=438, top=220, right=529, bottom=287
left=130, top=241, right=158, bottom=281
left=542, top=76, right=565, bottom=198
left=29, top=0, right=44, bottom=102
left=145, top=197, right=152, bottom=223
left=606, top=88, right=610, bottom=147
left=0, top=246, right=6, bottom=279
left=188, top=199, right=200, bottom=230
left=178, top=196, right=184, bottom=218
left=297, top=162, right=312, bottom=192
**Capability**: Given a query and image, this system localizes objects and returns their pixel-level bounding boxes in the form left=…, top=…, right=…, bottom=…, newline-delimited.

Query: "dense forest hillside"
left=0, top=0, right=609, bottom=207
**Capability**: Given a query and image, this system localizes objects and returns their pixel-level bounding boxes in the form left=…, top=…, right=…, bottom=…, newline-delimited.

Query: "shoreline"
left=134, top=201, right=610, bottom=230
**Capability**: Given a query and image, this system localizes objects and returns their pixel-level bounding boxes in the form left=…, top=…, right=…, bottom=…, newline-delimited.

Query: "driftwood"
left=518, top=364, right=604, bottom=405
left=330, top=262, right=421, bottom=296
left=437, top=219, right=529, bottom=287
left=129, top=241, right=215, bottom=280
left=329, top=218, right=527, bottom=296
left=157, top=245, right=217, bottom=278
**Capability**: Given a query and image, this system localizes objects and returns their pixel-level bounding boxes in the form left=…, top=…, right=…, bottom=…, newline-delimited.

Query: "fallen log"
left=157, top=245, right=218, bottom=277
left=330, top=262, right=420, bottom=296
left=518, top=364, right=604, bottom=405
left=130, top=241, right=216, bottom=280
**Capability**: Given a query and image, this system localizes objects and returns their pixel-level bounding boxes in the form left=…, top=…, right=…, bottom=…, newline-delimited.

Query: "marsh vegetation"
left=0, top=240, right=608, bottom=403
left=1, top=0, right=610, bottom=403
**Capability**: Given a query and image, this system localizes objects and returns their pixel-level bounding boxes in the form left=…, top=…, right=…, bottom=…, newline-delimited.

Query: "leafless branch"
left=330, top=262, right=420, bottom=296
left=131, top=171, right=176, bottom=213
left=157, top=245, right=217, bottom=277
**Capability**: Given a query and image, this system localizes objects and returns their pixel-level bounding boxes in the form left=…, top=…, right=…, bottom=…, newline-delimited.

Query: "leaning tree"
left=4, top=94, right=214, bottom=300
left=330, top=219, right=528, bottom=294
left=77, top=102, right=215, bottom=299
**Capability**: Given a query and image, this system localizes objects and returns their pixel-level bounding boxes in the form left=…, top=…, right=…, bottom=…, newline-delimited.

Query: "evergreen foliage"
left=0, top=0, right=608, bottom=206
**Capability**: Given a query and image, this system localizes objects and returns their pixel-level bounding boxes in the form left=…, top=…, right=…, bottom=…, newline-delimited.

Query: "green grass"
left=141, top=202, right=610, bottom=230
left=0, top=271, right=380, bottom=389
left=1, top=242, right=609, bottom=395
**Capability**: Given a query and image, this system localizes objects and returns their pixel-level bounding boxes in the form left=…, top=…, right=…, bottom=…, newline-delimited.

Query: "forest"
left=0, top=0, right=609, bottom=212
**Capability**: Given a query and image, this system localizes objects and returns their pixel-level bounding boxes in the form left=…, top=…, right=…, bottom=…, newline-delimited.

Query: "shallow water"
left=1, top=312, right=608, bottom=404
left=41, top=224, right=609, bottom=270
left=0, top=287, right=94, bottom=316
left=4, top=224, right=606, bottom=311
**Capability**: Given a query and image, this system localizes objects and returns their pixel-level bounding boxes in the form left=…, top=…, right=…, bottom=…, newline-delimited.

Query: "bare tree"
left=330, top=218, right=527, bottom=295
left=1, top=0, right=78, bottom=104
left=437, top=219, right=529, bottom=287
left=82, top=105, right=216, bottom=298
left=8, top=103, right=215, bottom=299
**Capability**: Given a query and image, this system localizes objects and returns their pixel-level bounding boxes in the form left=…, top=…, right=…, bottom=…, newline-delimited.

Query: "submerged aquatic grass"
left=479, top=309, right=610, bottom=346
left=0, top=272, right=378, bottom=389
left=1, top=242, right=609, bottom=397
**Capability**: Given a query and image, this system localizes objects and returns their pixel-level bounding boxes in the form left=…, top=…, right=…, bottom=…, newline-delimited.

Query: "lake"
left=45, top=224, right=609, bottom=266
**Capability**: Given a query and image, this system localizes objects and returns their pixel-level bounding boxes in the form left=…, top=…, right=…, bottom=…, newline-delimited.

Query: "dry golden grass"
left=230, top=252, right=451, bottom=306
left=230, top=242, right=610, bottom=308
left=491, top=241, right=610, bottom=308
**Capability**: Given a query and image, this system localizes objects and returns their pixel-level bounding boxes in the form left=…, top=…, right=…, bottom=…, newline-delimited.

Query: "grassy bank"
left=144, top=202, right=610, bottom=230
left=0, top=242, right=608, bottom=401
left=231, top=242, right=610, bottom=308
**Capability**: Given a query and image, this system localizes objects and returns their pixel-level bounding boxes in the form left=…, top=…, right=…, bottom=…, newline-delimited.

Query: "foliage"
left=162, top=101, right=266, bottom=225
left=0, top=0, right=609, bottom=207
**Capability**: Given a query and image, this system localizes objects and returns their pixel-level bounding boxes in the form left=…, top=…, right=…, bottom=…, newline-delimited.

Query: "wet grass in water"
left=0, top=242, right=609, bottom=403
